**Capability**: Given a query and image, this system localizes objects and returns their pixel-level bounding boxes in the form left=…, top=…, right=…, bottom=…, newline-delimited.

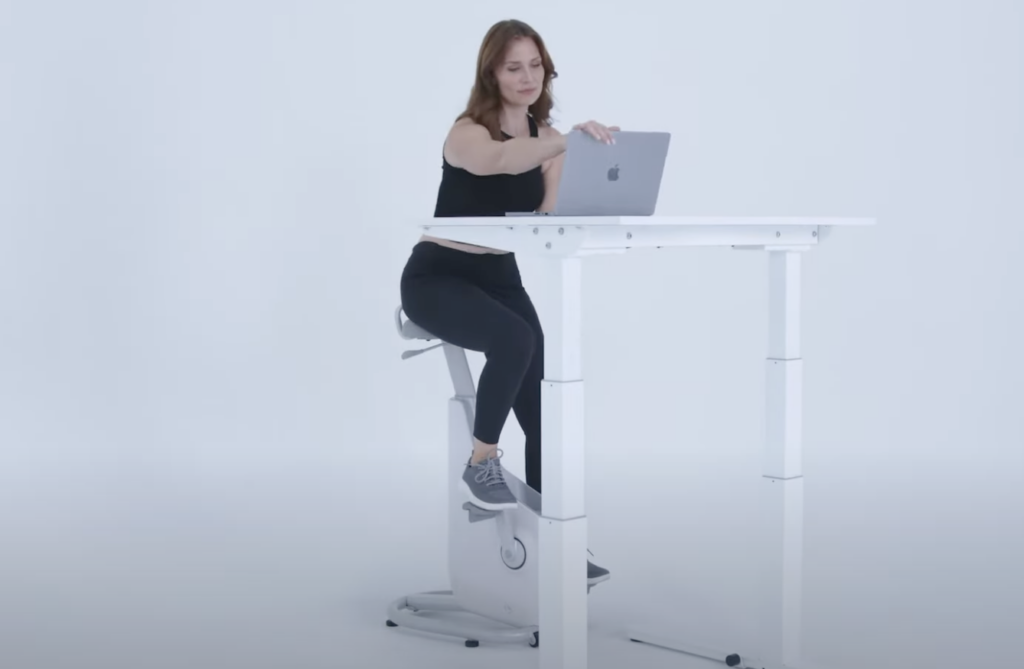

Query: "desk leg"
left=538, top=256, right=588, bottom=669
left=627, top=250, right=805, bottom=669
left=760, top=250, right=804, bottom=669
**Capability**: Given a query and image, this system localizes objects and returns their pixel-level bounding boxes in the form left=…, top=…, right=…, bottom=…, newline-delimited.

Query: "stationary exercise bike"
left=387, top=306, right=600, bottom=648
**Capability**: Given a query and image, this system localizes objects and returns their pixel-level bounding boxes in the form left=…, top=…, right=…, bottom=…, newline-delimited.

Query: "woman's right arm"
left=444, top=119, right=567, bottom=176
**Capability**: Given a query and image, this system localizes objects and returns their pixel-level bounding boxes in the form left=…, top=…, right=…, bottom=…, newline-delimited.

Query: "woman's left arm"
left=537, top=126, right=565, bottom=213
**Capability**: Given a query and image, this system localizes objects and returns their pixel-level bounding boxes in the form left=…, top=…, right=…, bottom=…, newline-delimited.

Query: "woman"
left=399, top=19, right=614, bottom=583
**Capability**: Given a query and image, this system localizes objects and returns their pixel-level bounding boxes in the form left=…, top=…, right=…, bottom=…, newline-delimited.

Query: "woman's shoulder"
left=446, top=116, right=490, bottom=144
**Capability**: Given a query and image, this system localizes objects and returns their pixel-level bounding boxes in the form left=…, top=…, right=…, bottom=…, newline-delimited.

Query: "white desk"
left=419, top=216, right=874, bottom=669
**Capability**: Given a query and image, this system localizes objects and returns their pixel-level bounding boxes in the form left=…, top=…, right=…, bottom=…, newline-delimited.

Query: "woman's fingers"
left=590, top=122, right=611, bottom=144
left=574, top=120, right=618, bottom=144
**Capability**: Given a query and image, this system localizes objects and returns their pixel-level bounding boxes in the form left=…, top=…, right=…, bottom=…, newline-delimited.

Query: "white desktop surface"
left=422, top=216, right=874, bottom=256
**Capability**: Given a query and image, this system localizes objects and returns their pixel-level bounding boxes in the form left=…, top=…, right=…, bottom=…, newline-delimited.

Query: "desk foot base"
left=387, top=591, right=539, bottom=648
left=627, top=627, right=766, bottom=669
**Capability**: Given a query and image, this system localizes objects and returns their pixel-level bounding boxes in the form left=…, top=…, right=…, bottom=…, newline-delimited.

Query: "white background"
left=1, top=1, right=1021, bottom=668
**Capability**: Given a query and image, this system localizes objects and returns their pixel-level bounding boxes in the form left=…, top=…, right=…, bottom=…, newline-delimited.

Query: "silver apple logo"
left=607, top=164, right=620, bottom=181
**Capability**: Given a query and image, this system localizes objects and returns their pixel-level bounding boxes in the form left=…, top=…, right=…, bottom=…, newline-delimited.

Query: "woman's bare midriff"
left=419, top=234, right=510, bottom=255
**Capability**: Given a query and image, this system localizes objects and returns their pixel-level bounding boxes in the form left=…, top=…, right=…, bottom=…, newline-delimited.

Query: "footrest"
left=462, top=502, right=502, bottom=523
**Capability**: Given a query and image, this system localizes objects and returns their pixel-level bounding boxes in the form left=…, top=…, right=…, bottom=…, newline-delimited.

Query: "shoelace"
left=473, top=450, right=508, bottom=487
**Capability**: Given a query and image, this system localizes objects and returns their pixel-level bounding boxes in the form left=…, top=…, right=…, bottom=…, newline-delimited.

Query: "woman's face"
left=495, top=37, right=544, bottom=107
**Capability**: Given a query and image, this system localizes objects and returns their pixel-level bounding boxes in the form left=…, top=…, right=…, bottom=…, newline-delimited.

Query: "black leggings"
left=400, top=241, right=544, bottom=493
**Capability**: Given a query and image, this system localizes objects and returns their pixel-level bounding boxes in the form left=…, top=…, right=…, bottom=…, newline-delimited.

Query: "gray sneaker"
left=588, top=550, right=610, bottom=586
left=460, top=451, right=518, bottom=511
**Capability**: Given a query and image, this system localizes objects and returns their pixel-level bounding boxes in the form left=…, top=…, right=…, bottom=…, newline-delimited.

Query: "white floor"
left=2, top=457, right=1018, bottom=669
left=0, top=472, right=753, bottom=669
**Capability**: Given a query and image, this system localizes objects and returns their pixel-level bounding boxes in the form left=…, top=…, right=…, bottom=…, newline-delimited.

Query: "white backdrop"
left=1, top=1, right=1022, bottom=668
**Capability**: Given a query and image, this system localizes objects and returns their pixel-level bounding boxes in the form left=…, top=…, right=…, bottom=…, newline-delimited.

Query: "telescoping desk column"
left=419, top=215, right=874, bottom=669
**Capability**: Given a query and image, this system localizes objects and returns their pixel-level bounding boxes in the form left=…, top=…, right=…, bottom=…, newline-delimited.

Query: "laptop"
left=507, top=129, right=671, bottom=217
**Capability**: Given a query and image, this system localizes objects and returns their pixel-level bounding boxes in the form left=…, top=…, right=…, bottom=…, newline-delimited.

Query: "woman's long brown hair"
left=457, top=19, right=558, bottom=140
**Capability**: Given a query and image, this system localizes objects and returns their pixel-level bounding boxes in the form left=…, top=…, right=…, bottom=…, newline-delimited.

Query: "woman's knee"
left=494, top=317, right=537, bottom=364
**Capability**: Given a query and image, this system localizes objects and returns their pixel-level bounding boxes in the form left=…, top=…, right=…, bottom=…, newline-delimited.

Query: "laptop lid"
left=552, top=129, right=671, bottom=216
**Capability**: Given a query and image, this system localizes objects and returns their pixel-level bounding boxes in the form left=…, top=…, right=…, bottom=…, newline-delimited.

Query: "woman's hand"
left=572, top=120, right=621, bottom=145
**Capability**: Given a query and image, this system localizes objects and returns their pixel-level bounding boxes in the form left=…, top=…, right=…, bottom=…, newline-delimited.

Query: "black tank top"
left=433, top=115, right=545, bottom=217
